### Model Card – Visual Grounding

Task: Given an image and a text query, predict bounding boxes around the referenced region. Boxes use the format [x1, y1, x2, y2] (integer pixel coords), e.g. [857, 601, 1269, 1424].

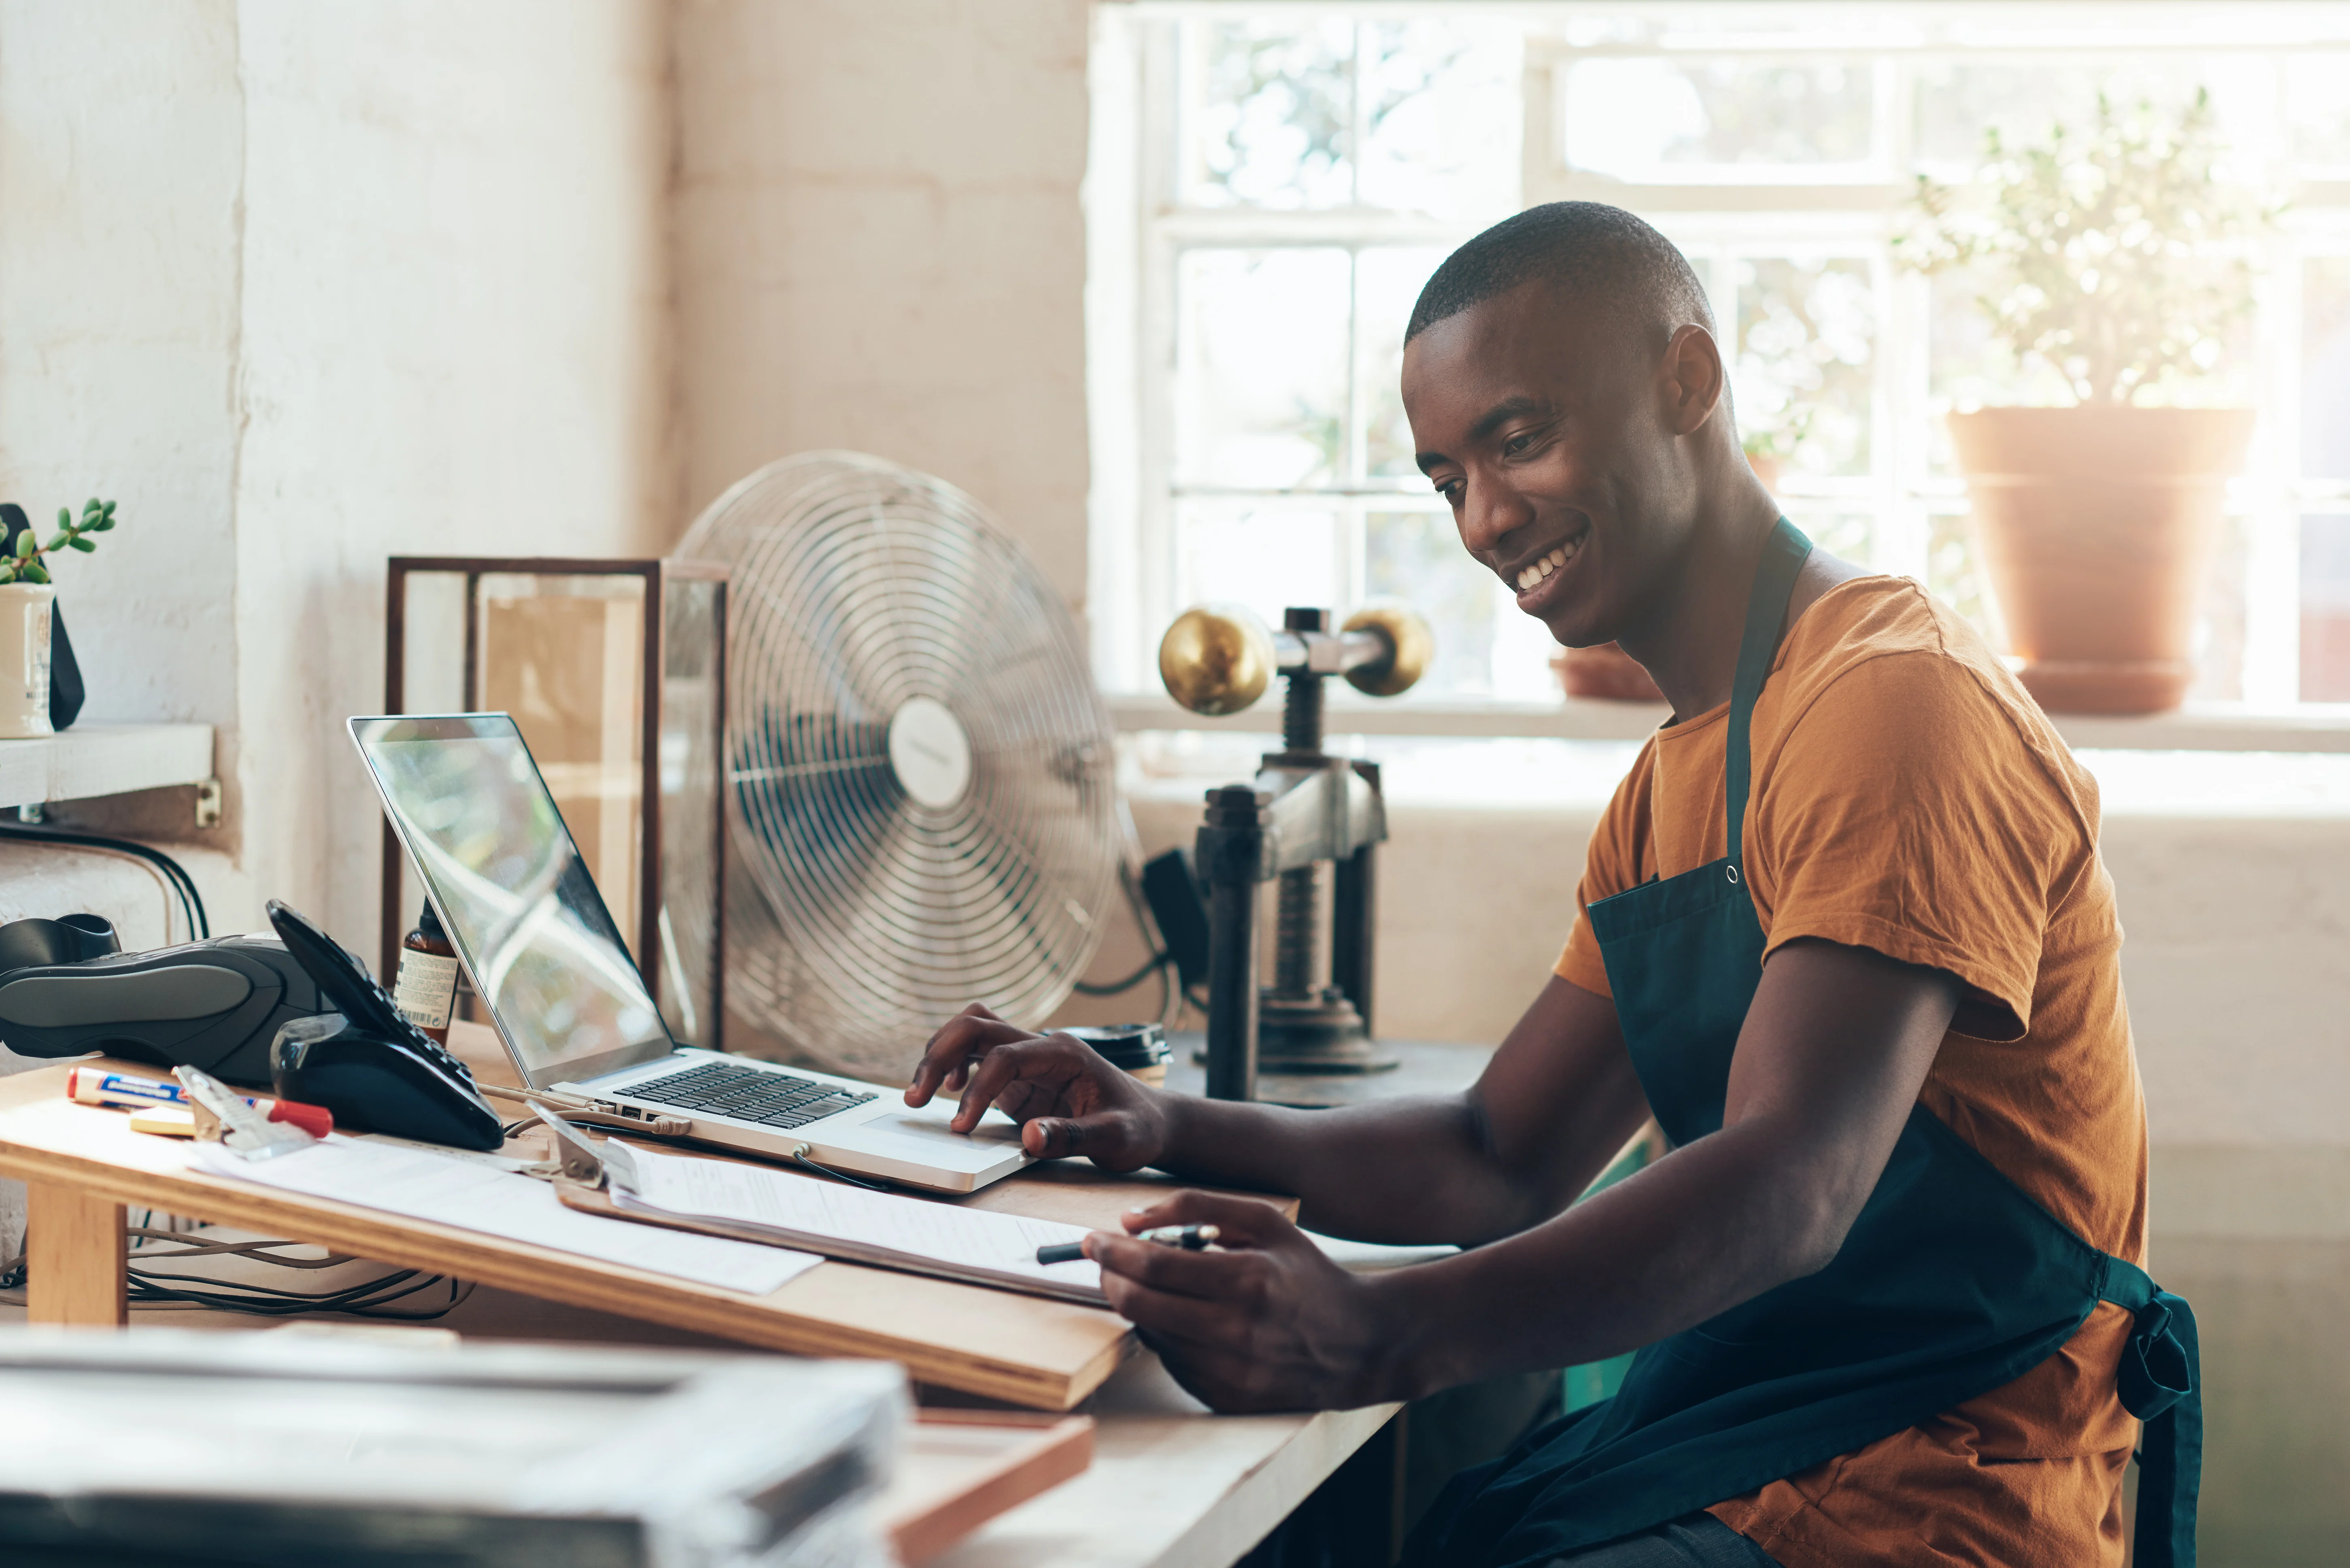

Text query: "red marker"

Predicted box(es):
[68, 1065, 334, 1139]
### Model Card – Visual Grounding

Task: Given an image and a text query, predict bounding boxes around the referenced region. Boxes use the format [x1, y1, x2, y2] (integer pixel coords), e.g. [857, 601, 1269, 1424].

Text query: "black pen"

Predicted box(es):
[1037, 1222, 1220, 1266]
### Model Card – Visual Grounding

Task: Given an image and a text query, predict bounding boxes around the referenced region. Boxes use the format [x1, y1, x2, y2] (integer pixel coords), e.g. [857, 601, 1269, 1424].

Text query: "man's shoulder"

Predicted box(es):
[1773, 575, 2059, 748]
[1762, 574, 2099, 823]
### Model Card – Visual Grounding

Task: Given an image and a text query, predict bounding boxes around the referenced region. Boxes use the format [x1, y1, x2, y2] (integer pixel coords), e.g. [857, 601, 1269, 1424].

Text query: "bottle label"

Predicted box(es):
[393, 950, 460, 1031]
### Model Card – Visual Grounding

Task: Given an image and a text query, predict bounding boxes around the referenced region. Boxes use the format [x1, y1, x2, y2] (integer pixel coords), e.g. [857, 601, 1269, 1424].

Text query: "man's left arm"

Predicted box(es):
[1088, 938, 1958, 1413]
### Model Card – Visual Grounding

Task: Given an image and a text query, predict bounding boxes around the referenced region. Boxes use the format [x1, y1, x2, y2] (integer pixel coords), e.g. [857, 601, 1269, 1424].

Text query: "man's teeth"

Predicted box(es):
[1515, 541, 1579, 593]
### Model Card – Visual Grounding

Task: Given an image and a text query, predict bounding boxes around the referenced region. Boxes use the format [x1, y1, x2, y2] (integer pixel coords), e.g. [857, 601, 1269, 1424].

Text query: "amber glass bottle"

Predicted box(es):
[391, 902, 459, 1044]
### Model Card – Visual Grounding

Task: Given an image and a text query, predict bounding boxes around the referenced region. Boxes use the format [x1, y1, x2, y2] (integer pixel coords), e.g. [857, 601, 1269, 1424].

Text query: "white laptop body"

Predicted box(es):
[348, 713, 1031, 1194]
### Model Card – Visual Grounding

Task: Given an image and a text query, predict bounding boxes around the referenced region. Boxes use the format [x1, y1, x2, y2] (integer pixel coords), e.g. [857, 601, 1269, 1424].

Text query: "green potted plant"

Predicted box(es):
[0, 499, 116, 740]
[1897, 89, 2270, 714]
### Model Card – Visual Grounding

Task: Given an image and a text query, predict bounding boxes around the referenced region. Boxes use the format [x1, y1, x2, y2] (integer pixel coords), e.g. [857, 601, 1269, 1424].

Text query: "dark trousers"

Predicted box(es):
[1543, 1513, 1783, 1567]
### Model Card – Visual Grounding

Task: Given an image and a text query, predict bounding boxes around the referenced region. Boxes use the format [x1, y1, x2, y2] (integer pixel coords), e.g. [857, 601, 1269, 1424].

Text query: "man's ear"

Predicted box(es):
[1658, 323, 1727, 438]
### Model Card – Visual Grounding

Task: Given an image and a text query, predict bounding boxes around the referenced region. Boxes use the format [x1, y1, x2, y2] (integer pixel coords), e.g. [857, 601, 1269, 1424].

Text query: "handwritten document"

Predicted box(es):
[614, 1144, 1107, 1305]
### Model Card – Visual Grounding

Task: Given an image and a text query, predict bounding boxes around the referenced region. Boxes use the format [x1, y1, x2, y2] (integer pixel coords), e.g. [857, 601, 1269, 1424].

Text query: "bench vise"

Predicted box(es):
[1157, 601, 1432, 1101]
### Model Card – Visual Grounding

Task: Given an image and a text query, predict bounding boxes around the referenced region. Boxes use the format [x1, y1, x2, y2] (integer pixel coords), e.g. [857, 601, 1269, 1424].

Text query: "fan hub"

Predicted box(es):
[887, 696, 973, 809]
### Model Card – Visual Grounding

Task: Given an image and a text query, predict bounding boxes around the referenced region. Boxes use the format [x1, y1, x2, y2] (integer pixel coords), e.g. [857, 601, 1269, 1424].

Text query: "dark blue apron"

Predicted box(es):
[1411, 520, 2200, 1568]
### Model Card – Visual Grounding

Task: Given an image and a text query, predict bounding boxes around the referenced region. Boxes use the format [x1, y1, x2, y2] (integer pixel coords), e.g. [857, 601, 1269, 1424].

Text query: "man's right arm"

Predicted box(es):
[903, 976, 1653, 1246]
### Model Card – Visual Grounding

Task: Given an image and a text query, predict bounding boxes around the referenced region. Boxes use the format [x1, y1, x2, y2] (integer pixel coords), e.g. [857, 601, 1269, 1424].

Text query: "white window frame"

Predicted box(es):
[1088, 1, 2350, 749]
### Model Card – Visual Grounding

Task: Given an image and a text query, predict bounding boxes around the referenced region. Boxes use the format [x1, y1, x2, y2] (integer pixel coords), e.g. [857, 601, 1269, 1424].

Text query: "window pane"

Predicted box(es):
[1366, 509, 1495, 696]
[1186, 19, 1353, 210]
[2304, 257, 2350, 480]
[2303, 515, 2350, 703]
[2286, 54, 2350, 172]
[1560, 57, 1874, 180]
[1927, 511, 1993, 636]
[1359, 246, 1449, 481]
[1359, 20, 1521, 221]
[1913, 59, 2268, 171]
[1175, 503, 1339, 624]
[1734, 257, 1876, 477]
[1177, 249, 1350, 489]
[1787, 511, 1877, 566]
[2186, 513, 2247, 702]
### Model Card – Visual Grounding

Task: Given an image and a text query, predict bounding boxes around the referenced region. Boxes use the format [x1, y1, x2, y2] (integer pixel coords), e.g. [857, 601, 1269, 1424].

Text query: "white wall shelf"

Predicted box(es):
[1105, 693, 2350, 755]
[0, 724, 216, 812]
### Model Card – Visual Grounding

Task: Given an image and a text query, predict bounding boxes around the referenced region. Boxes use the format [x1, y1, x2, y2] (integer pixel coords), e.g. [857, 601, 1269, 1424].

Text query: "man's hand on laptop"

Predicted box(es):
[905, 1004, 1171, 1172]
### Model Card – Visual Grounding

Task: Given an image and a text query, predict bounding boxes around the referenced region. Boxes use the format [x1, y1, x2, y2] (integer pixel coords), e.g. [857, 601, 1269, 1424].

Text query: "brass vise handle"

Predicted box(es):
[1158, 601, 1433, 717]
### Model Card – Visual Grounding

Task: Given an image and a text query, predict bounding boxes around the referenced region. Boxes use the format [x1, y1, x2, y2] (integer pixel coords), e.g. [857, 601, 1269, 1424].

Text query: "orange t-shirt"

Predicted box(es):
[1555, 575, 2149, 1568]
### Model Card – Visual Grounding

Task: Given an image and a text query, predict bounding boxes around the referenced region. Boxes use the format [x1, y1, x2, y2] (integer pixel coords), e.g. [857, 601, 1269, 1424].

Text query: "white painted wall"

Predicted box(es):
[671, 0, 1094, 609]
[232, 0, 675, 944]
[0, 0, 676, 951]
[0, 1, 244, 730]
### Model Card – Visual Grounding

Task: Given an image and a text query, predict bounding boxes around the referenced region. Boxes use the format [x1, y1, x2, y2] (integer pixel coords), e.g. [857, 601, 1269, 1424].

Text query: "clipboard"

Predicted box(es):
[537, 1104, 1111, 1306]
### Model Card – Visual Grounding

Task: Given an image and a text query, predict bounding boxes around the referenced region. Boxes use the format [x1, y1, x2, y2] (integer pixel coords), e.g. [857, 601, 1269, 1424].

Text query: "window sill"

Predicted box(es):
[1104, 693, 2350, 754]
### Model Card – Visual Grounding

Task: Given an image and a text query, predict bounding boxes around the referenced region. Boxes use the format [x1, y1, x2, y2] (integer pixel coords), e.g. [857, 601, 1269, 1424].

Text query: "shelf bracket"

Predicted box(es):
[194, 777, 222, 830]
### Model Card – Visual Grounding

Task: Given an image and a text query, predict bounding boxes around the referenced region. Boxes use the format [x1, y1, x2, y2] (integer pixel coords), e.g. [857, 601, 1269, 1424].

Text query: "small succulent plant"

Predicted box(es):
[0, 499, 117, 586]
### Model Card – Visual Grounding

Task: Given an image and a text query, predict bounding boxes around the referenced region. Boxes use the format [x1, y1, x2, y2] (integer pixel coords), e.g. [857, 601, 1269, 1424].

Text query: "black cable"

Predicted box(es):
[0, 821, 208, 939]
[1072, 950, 1171, 996]
[1071, 858, 1175, 996]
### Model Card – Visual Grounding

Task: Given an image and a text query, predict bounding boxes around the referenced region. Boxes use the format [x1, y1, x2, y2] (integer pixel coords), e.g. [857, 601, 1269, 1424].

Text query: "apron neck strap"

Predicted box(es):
[1726, 517, 1814, 868]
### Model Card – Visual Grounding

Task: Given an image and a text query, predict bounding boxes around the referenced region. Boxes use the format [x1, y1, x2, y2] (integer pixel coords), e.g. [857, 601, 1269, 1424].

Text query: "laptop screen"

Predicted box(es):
[348, 714, 676, 1090]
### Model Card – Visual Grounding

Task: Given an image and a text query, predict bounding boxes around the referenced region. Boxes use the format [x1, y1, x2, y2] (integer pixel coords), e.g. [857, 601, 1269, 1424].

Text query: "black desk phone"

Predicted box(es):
[265, 900, 504, 1152]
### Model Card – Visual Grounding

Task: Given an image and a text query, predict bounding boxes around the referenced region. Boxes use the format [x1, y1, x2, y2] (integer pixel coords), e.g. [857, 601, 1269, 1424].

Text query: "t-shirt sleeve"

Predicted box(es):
[1749, 652, 2074, 1040]
[1553, 749, 1655, 1000]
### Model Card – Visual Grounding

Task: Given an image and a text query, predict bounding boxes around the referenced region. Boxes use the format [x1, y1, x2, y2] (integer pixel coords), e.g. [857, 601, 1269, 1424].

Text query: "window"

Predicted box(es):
[1089, 3, 2350, 708]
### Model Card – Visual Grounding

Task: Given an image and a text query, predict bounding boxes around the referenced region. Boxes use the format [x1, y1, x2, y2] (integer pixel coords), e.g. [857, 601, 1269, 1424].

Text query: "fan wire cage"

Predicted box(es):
[677, 452, 1118, 1081]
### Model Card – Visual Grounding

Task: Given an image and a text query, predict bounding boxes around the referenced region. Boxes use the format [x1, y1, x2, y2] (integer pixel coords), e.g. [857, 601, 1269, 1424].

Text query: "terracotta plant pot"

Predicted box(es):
[1946, 407, 2255, 715]
[1554, 643, 1663, 703]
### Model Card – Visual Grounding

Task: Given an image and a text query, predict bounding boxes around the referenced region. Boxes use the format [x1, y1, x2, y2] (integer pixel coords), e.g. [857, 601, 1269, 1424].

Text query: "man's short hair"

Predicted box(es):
[1406, 201, 1715, 352]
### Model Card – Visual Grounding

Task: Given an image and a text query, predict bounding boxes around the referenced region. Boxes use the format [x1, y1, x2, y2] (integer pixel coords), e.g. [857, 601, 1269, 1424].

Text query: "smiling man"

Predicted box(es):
[907, 202, 2197, 1568]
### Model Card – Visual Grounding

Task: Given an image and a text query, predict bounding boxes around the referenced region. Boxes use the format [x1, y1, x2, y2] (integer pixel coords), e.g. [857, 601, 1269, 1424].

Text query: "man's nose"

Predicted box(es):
[1458, 475, 1535, 557]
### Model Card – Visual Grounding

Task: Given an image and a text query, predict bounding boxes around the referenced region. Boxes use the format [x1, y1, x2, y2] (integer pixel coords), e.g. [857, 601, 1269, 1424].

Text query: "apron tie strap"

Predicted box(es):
[2103, 1261, 2202, 1568]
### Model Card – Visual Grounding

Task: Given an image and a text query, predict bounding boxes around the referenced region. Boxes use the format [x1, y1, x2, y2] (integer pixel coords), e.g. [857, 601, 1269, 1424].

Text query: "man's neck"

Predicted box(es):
[1615, 479, 1786, 721]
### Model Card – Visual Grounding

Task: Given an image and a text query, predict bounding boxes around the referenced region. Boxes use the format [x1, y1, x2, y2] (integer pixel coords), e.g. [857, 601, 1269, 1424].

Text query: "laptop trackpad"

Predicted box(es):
[852, 1111, 1027, 1171]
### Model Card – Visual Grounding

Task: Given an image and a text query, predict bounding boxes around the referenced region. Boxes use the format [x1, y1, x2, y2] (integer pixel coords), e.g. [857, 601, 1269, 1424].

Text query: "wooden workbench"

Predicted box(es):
[0, 1025, 1422, 1568]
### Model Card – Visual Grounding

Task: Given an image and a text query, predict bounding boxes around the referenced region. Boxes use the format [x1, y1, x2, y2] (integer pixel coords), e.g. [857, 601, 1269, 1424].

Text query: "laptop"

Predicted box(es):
[347, 713, 1031, 1194]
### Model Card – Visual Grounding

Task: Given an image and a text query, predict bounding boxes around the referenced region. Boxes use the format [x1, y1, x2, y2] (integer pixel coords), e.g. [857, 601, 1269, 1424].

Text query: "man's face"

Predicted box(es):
[1401, 282, 1699, 649]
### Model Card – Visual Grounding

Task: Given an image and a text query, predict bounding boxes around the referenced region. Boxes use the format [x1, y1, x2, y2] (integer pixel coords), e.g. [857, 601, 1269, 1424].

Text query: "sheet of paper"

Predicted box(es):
[192, 1135, 820, 1296]
[616, 1143, 1105, 1297]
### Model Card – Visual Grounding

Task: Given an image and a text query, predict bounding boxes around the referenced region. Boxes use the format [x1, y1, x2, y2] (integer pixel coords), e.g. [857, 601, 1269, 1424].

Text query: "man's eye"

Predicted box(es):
[1503, 433, 1534, 456]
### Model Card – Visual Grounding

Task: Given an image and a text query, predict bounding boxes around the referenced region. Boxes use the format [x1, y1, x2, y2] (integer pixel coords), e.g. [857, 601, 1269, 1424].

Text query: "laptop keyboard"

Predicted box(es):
[622, 1062, 878, 1130]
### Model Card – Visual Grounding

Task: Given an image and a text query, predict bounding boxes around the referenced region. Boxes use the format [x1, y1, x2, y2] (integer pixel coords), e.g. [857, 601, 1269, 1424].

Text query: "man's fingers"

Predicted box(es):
[951, 1038, 1077, 1131]
[1088, 1231, 1250, 1299]
[1021, 1116, 1090, 1159]
[1120, 1190, 1294, 1247]
[1095, 1269, 1248, 1342]
[904, 1011, 1026, 1107]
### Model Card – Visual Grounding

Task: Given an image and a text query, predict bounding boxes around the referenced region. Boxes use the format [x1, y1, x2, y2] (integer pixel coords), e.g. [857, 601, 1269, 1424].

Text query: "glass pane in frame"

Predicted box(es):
[1185, 18, 1355, 210]
[2303, 514, 2350, 702]
[1359, 19, 1521, 221]
[475, 572, 648, 959]
[1176, 248, 1351, 488]
[1734, 256, 1876, 477]
[2303, 257, 2350, 480]
[1366, 508, 1497, 696]
[1175, 501, 1341, 623]
[1560, 56, 1876, 180]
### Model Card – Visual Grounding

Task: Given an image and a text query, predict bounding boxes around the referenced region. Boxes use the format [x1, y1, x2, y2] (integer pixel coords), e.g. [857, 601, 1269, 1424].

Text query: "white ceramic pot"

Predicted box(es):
[0, 583, 56, 739]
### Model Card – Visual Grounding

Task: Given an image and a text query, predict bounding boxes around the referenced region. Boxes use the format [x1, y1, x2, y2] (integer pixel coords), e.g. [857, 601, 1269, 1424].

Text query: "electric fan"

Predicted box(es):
[675, 452, 1119, 1080]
